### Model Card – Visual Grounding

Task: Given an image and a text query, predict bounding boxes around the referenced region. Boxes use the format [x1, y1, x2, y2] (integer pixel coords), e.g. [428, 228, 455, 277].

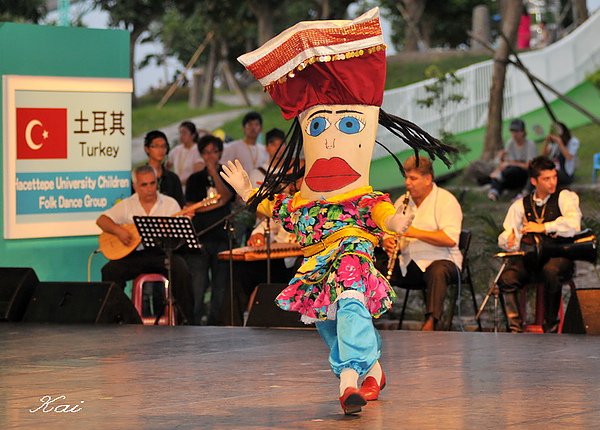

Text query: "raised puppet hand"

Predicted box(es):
[385, 206, 415, 235]
[220, 160, 254, 202]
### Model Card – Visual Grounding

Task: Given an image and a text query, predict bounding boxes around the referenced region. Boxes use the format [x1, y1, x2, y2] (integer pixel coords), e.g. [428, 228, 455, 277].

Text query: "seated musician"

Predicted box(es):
[185, 134, 235, 325]
[220, 176, 304, 326]
[96, 165, 194, 324]
[497, 155, 581, 333]
[382, 156, 463, 331]
[248, 216, 302, 276]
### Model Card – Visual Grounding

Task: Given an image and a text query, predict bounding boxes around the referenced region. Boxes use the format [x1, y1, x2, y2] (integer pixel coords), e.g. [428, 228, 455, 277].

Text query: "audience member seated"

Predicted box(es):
[542, 122, 579, 186]
[497, 156, 581, 333]
[97, 165, 193, 324]
[382, 156, 463, 331]
[487, 119, 537, 201]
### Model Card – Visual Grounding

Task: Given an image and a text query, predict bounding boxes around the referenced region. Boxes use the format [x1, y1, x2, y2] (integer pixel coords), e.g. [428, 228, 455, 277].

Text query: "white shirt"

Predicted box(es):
[547, 137, 580, 176]
[103, 193, 181, 225]
[221, 139, 269, 175]
[498, 189, 581, 251]
[396, 184, 463, 274]
[252, 217, 297, 268]
[249, 161, 269, 188]
[168, 144, 204, 188]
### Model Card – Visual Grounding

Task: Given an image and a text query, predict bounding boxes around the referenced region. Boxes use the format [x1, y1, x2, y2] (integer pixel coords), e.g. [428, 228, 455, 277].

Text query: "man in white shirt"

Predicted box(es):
[383, 156, 463, 331]
[497, 156, 581, 333]
[221, 111, 269, 174]
[221, 111, 270, 246]
[96, 165, 193, 323]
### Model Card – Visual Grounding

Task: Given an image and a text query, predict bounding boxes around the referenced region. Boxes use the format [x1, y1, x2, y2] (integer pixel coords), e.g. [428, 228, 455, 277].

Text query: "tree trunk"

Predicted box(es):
[400, 0, 426, 52]
[247, 1, 275, 45]
[471, 5, 491, 52]
[481, 0, 521, 161]
[317, 0, 330, 19]
[200, 39, 218, 109]
[220, 41, 251, 107]
[129, 30, 141, 107]
[571, 0, 589, 26]
[189, 68, 203, 109]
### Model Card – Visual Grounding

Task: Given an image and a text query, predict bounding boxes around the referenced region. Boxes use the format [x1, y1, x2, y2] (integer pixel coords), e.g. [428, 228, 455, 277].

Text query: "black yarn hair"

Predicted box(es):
[246, 108, 458, 211]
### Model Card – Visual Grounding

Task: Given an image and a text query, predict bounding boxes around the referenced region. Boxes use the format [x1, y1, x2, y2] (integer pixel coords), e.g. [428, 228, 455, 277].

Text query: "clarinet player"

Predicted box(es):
[382, 156, 463, 331]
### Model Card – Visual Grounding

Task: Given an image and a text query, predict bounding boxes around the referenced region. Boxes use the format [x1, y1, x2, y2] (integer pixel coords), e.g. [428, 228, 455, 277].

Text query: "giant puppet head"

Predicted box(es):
[238, 8, 386, 200]
[238, 8, 454, 204]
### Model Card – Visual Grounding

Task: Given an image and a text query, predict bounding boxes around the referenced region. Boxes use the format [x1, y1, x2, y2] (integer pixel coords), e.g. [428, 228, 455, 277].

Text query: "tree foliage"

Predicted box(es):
[378, 0, 498, 50]
[92, 0, 168, 101]
[0, 0, 46, 23]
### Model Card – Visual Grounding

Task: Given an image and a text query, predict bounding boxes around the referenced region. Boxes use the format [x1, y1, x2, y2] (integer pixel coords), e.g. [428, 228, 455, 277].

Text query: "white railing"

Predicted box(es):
[375, 10, 600, 160]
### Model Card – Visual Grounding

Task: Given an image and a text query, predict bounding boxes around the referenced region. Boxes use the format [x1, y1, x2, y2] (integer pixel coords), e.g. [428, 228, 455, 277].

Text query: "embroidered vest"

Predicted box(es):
[522, 192, 561, 224]
[521, 191, 563, 264]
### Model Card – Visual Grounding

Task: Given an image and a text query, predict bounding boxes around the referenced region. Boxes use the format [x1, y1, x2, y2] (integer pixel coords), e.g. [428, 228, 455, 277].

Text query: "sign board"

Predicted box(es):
[3, 75, 133, 238]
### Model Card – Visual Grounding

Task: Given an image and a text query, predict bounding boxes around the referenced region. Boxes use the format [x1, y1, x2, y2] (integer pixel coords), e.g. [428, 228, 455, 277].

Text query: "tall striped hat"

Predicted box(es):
[238, 8, 386, 120]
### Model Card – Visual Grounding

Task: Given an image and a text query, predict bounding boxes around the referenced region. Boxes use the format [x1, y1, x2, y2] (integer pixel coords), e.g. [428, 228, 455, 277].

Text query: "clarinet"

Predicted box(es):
[386, 192, 411, 280]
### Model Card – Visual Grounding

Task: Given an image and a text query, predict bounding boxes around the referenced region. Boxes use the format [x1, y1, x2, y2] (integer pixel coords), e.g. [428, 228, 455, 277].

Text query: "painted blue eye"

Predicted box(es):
[307, 117, 330, 137]
[336, 116, 365, 134]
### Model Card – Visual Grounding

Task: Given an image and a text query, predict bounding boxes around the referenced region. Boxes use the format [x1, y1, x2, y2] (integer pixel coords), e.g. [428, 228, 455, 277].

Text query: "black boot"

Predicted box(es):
[503, 292, 523, 333]
[543, 286, 562, 334]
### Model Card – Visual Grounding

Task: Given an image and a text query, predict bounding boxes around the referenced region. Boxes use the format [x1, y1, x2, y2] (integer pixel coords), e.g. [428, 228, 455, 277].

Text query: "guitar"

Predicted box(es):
[98, 195, 220, 260]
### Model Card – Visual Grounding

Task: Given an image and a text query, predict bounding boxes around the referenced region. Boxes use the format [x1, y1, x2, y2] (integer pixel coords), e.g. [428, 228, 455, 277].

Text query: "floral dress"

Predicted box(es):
[259, 187, 397, 322]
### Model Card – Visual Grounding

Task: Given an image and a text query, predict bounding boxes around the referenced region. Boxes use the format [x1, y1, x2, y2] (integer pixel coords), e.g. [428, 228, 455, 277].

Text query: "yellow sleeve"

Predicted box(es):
[256, 196, 277, 218]
[372, 201, 397, 235]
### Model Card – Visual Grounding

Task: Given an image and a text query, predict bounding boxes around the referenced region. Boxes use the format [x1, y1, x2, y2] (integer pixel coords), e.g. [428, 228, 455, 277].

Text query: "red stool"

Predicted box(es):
[131, 274, 170, 325]
[521, 280, 575, 333]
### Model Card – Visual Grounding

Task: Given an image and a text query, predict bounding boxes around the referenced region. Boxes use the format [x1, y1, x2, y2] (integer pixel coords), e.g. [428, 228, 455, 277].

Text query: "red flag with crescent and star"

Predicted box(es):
[16, 108, 68, 159]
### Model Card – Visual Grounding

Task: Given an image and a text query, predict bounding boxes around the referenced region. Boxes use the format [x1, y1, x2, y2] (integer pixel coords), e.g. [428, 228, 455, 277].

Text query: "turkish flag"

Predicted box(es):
[16, 108, 68, 159]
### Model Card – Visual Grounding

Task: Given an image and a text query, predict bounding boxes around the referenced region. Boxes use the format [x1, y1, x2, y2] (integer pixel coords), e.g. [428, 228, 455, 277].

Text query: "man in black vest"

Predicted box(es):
[497, 156, 582, 333]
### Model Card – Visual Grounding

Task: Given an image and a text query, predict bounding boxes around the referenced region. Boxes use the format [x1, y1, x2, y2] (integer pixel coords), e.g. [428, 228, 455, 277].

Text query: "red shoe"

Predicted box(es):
[359, 371, 386, 401]
[339, 387, 367, 415]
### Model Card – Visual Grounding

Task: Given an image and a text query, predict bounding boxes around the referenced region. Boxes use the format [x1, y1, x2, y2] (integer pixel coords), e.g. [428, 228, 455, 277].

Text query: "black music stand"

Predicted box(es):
[134, 215, 201, 326]
[476, 251, 524, 332]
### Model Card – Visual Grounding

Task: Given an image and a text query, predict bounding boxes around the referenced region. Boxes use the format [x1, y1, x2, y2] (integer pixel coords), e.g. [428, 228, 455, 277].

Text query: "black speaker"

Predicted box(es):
[22, 282, 142, 324]
[562, 288, 600, 335]
[245, 283, 306, 328]
[0, 267, 39, 321]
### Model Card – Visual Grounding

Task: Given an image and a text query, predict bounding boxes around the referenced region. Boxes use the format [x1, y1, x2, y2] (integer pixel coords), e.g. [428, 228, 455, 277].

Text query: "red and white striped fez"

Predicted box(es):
[238, 8, 387, 120]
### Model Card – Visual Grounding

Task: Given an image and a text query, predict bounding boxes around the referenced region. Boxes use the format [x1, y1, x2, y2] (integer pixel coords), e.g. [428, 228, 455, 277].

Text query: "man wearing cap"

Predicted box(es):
[487, 118, 537, 201]
[220, 8, 455, 415]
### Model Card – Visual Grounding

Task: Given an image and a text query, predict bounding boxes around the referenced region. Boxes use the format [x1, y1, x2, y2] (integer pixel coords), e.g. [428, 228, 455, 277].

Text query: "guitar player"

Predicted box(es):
[96, 164, 194, 324]
[497, 156, 582, 333]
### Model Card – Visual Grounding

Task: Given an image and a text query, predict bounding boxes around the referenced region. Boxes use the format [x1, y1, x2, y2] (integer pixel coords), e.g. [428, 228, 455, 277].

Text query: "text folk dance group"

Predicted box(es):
[92, 7, 592, 416]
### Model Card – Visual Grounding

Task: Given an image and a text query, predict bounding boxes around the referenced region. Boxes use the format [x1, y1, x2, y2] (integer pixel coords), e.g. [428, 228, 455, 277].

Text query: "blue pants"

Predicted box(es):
[315, 298, 381, 377]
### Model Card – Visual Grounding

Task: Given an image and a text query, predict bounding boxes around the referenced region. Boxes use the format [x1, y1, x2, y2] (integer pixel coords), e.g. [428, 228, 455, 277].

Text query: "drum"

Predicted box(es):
[521, 229, 597, 265]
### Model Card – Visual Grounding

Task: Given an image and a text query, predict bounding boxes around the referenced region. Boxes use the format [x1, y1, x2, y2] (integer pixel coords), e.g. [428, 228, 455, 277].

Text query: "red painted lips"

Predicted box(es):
[305, 157, 361, 192]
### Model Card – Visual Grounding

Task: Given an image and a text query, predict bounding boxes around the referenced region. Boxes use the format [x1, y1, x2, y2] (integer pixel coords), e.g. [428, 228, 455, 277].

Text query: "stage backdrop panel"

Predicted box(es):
[0, 22, 130, 281]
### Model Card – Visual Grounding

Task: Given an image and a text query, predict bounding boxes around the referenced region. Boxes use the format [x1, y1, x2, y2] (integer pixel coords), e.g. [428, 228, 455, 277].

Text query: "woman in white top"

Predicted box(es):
[542, 122, 579, 186]
[167, 121, 205, 191]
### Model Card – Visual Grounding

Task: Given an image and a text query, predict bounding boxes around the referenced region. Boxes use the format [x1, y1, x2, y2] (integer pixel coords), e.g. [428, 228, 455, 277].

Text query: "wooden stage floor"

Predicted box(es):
[2, 324, 600, 429]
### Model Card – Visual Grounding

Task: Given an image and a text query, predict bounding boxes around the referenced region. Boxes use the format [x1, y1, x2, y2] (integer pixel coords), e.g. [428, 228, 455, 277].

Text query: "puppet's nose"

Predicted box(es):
[325, 139, 335, 149]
